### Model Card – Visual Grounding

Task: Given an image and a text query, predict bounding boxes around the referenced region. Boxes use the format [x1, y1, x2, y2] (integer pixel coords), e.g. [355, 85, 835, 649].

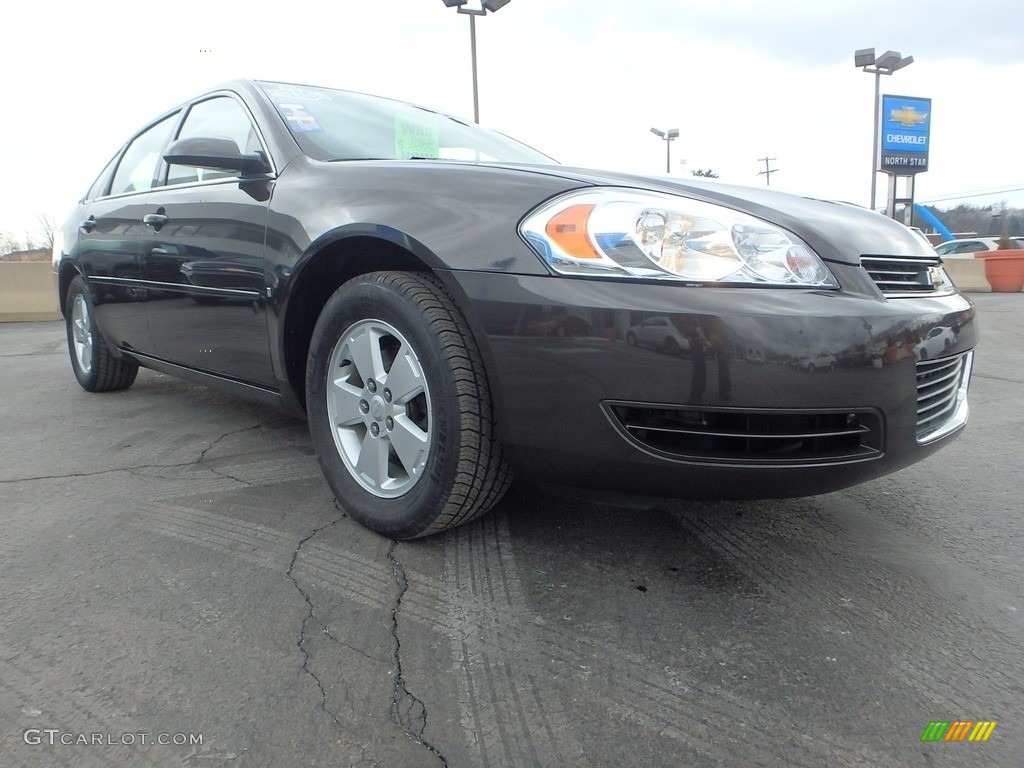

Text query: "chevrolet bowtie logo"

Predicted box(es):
[890, 106, 928, 128]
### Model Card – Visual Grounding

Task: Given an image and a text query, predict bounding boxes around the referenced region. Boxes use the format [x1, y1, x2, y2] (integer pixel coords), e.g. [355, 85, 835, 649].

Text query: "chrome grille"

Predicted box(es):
[916, 353, 969, 440]
[604, 403, 883, 465]
[861, 255, 940, 296]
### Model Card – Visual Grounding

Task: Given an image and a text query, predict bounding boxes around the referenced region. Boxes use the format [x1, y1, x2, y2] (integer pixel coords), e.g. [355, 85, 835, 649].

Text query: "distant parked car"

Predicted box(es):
[626, 316, 690, 355]
[798, 352, 836, 372]
[521, 313, 591, 338]
[936, 237, 1024, 256]
[915, 326, 956, 359]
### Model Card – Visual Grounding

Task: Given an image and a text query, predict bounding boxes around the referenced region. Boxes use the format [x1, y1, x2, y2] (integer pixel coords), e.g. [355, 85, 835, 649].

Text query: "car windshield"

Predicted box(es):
[256, 81, 554, 165]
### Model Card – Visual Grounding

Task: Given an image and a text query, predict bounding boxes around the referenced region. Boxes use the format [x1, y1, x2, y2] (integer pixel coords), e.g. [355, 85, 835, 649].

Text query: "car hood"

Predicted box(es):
[473, 162, 932, 266]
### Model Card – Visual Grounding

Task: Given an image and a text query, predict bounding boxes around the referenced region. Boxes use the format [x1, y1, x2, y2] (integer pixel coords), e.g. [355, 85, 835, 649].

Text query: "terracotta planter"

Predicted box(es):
[975, 250, 1024, 292]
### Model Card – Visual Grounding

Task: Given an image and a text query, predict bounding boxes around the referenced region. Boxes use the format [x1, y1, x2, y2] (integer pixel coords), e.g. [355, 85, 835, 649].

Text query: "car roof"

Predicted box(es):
[936, 237, 998, 247]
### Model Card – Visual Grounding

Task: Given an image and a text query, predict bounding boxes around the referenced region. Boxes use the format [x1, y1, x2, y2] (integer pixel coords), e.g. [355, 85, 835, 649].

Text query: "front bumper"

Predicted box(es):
[447, 268, 976, 499]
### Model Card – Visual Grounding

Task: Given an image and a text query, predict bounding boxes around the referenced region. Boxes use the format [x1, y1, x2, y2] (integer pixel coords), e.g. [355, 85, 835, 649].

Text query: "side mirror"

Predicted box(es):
[164, 137, 270, 175]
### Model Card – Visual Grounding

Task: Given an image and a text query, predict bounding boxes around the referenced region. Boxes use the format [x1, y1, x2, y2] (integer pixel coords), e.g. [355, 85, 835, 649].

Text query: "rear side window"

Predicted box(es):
[84, 152, 119, 201]
[109, 113, 179, 195]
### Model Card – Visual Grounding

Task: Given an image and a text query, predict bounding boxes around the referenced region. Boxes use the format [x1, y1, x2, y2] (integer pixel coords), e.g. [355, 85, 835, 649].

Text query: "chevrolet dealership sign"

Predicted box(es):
[878, 95, 931, 174]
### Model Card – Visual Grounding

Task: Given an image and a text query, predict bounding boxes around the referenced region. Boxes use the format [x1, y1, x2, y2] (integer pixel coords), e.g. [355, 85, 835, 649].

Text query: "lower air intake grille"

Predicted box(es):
[604, 403, 883, 465]
[861, 255, 941, 295]
[916, 354, 969, 440]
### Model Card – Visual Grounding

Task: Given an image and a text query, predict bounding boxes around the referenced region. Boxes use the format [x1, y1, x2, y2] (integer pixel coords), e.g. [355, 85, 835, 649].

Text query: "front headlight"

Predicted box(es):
[520, 188, 837, 287]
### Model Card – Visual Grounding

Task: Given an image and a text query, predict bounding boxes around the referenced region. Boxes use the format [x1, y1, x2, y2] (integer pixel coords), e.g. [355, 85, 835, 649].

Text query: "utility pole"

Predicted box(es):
[757, 156, 779, 187]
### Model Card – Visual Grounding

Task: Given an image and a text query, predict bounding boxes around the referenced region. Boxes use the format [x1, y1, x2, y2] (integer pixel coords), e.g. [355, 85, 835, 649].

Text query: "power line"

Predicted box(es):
[919, 185, 1024, 204]
[757, 156, 779, 186]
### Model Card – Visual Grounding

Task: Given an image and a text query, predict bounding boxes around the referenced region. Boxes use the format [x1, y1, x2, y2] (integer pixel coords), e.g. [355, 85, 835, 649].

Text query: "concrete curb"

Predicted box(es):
[941, 257, 991, 293]
[0, 262, 62, 322]
[0, 256, 1001, 324]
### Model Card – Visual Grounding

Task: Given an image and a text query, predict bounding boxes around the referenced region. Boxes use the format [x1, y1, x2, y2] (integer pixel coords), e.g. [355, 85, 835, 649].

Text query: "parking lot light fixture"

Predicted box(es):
[650, 127, 679, 174]
[442, 0, 511, 123]
[854, 47, 914, 211]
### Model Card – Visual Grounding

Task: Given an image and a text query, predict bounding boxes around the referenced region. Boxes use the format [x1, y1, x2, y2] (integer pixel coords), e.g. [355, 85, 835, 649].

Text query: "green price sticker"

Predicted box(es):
[395, 117, 439, 159]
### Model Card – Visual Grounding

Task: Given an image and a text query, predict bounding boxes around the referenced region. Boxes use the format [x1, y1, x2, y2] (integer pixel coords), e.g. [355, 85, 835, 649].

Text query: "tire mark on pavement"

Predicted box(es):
[442, 512, 894, 768]
[0, 649, 167, 768]
[129, 500, 895, 764]
[666, 499, 1009, 720]
[443, 515, 586, 767]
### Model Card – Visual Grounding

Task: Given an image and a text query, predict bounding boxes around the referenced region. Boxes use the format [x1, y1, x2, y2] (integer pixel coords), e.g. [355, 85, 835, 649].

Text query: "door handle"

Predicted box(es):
[143, 213, 169, 228]
[80, 217, 97, 232]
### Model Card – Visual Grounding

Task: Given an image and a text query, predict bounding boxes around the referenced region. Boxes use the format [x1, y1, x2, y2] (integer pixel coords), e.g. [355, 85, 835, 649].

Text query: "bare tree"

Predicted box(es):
[922, 203, 1023, 237]
[0, 231, 21, 256]
[37, 213, 57, 251]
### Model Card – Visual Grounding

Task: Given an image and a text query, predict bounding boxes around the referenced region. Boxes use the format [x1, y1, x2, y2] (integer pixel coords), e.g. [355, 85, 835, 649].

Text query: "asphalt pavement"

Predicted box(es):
[1, 294, 1022, 767]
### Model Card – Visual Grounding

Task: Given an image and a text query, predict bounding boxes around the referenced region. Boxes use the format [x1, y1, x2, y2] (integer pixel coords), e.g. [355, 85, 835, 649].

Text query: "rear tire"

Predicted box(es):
[306, 271, 512, 539]
[65, 275, 138, 392]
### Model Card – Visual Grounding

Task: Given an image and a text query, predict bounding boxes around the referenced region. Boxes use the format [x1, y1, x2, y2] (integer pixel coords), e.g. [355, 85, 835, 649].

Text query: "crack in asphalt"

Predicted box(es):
[973, 372, 1024, 385]
[0, 421, 273, 486]
[196, 423, 270, 487]
[0, 461, 198, 485]
[287, 516, 346, 729]
[386, 540, 448, 767]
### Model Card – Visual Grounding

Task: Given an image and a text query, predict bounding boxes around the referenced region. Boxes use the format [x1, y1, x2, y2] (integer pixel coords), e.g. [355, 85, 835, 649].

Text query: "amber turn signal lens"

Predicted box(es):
[544, 204, 599, 259]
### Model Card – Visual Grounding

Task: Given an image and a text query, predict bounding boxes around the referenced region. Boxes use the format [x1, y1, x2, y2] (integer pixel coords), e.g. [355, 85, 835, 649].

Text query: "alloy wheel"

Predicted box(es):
[325, 319, 432, 498]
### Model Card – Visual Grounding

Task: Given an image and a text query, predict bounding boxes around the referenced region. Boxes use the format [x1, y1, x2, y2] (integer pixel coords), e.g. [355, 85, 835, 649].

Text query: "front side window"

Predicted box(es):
[167, 97, 262, 185]
[109, 113, 179, 195]
[256, 80, 553, 165]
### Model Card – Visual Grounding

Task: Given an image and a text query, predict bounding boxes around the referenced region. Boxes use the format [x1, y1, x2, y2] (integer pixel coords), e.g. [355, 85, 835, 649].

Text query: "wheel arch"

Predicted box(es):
[278, 226, 496, 414]
[57, 261, 82, 319]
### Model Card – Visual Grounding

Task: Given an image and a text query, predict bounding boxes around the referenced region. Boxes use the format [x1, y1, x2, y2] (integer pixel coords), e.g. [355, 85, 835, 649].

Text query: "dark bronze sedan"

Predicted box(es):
[53, 79, 976, 539]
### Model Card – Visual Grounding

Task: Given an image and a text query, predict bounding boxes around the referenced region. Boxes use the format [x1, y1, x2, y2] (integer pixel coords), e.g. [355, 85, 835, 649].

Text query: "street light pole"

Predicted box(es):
[854, 48, 914, 212]
[870, 68, 881, 210]
[650, 127, 679, 174]
[469, 13, 479, 123]
[442, 0, 511, 124]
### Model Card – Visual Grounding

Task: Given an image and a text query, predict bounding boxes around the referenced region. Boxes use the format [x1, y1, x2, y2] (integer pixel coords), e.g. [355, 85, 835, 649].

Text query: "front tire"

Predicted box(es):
[65, 275, 138, 392]
[306, 272, 512, 539]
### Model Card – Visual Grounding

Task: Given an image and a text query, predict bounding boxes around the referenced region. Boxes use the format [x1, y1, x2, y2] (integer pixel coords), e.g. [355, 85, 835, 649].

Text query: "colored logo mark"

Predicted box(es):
[921, 720, 997, 742]
[889, 106, 928, 128]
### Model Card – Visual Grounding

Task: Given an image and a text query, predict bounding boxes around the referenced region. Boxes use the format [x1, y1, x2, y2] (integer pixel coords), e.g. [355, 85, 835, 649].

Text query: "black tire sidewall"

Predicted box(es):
[306, 275, 463, 538]
[66, 276, 101, 389]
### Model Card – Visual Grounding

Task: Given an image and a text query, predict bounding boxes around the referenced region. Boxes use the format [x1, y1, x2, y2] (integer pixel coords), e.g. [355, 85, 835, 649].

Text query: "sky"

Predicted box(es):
[2, 0, 1023, 245]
